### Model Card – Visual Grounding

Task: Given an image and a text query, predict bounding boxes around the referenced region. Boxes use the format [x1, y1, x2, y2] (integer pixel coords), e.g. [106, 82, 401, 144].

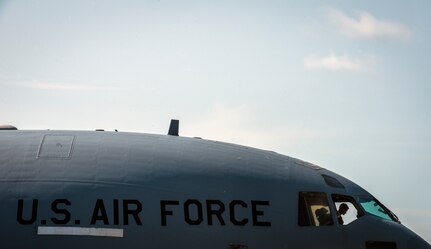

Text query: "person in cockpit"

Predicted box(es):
[337, 203, 349, 225]
[316, 207, 332, 226]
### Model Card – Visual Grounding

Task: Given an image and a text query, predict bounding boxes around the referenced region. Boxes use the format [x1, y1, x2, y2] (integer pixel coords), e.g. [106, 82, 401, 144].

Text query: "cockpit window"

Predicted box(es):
[298, 192, 333, 226]
[358, 197, 396, 221]
[332, 195, 364, 225]
[322, 174, 345, 189]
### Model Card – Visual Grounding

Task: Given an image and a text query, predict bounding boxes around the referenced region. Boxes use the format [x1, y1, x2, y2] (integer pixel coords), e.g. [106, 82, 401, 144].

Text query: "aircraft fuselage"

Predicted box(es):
[0, 130, 429, 249]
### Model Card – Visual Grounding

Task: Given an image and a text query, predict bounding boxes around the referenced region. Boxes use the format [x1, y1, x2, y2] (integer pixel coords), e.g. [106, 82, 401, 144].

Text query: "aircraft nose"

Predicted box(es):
[407, 235, 431, 249]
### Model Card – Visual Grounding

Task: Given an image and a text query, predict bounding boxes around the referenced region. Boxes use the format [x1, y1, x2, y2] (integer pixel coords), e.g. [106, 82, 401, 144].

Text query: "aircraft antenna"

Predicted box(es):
[168, 119, 179, 136]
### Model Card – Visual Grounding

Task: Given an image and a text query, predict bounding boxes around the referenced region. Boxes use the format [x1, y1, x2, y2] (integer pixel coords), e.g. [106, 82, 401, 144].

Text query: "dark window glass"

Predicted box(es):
[322, 174, 345, 189]
[366, 241, 396, 249]
[298, 192, 333, 226]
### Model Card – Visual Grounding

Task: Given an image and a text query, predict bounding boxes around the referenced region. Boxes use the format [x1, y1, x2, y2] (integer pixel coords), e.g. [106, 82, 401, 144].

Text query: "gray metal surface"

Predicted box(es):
[0, 130, 429, 248]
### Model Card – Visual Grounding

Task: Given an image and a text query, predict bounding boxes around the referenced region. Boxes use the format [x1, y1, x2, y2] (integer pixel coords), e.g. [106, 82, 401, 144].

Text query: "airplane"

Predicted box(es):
[0, 120, 429, 249]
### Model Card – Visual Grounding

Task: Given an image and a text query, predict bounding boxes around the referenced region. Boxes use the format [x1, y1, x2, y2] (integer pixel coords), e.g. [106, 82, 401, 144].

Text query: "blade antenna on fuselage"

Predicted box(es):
[168, 119, 179, 136]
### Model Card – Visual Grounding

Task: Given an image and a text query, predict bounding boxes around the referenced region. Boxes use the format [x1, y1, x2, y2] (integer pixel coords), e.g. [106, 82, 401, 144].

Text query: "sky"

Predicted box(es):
[0, 0, 430, 243]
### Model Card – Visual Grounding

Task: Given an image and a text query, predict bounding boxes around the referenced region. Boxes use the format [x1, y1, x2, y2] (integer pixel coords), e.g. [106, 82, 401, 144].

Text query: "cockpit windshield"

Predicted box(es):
[358, 197, 398, 222]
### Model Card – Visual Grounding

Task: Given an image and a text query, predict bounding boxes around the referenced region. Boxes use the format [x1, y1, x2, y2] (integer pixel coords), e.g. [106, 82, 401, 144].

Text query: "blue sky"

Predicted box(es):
[0, 0, 430, 242]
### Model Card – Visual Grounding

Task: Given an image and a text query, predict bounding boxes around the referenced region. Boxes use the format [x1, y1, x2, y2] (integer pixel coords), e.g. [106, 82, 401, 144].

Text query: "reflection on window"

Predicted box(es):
[359, 198, 394, 221]
[299, 192, 333, 226]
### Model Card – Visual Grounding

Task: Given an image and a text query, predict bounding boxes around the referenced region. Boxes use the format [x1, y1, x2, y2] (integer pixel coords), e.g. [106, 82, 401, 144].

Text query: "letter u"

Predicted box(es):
[17, 199, 38, 225]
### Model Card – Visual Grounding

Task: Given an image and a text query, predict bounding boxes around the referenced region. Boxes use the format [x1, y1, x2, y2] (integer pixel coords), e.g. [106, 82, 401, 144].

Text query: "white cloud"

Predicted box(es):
[304, 54, 366, 71]
[328, 9, 411, 40]
[0, 76, 128, 91]
[25, 82, 124, 91]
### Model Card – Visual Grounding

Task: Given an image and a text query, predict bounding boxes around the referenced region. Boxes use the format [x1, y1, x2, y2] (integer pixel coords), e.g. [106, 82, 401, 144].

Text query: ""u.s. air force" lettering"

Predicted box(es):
[17, 199, 271, 227]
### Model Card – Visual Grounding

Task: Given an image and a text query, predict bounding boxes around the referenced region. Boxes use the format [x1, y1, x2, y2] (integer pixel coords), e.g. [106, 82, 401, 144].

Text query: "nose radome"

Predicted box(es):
[407, 235, 431, 249]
